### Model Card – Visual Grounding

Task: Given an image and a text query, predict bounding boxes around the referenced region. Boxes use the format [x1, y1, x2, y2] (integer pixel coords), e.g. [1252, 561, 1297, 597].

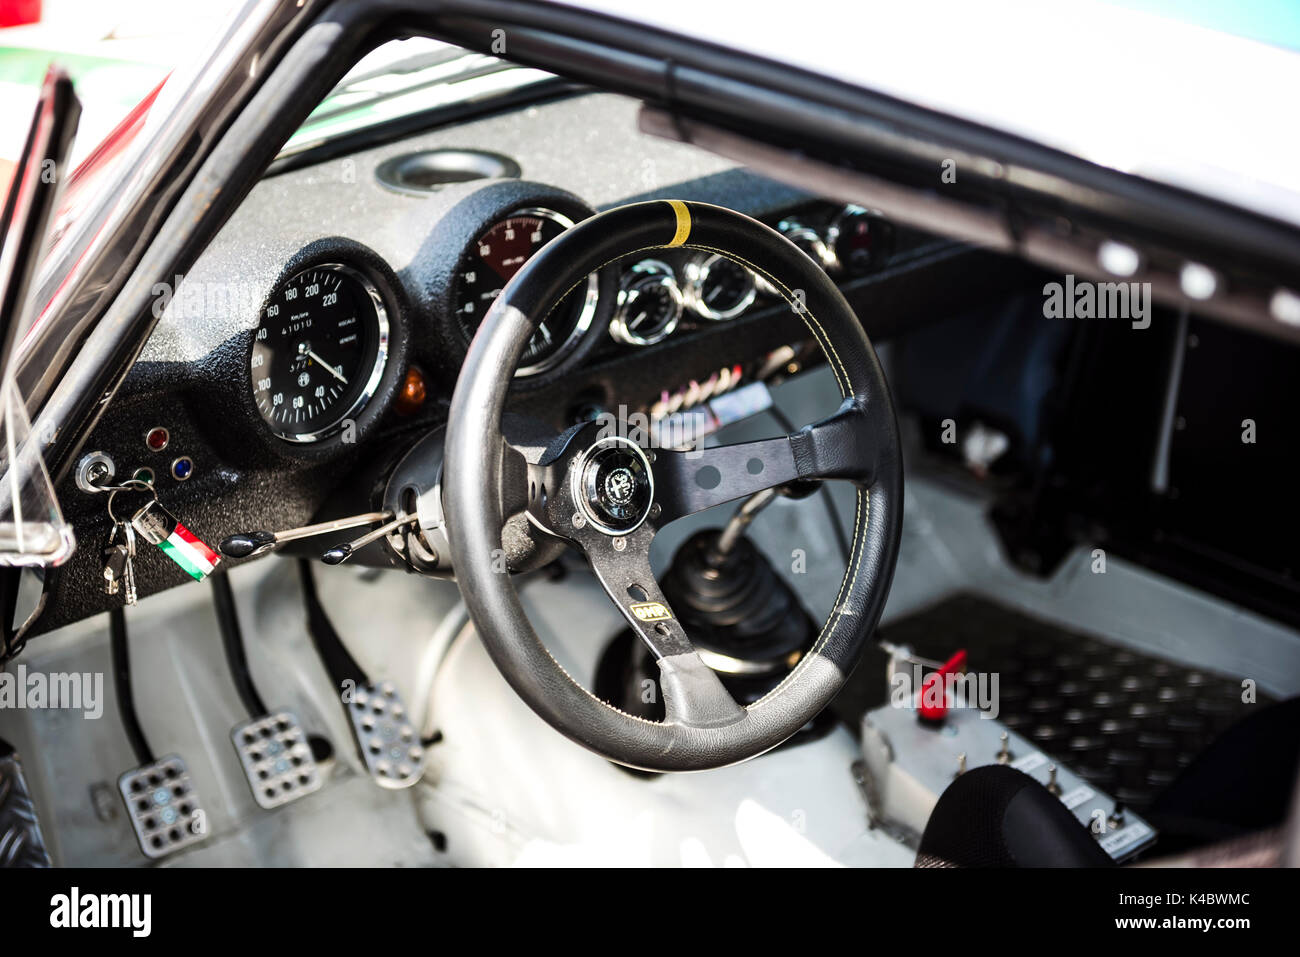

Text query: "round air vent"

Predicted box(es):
[375, 149, 521, 195]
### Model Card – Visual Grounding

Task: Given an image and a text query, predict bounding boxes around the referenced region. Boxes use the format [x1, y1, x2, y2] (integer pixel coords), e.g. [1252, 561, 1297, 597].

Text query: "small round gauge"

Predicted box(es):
[777, 218, 834, 272]
[452, 208, 598, 376]
[610, 260, 684, 346]
[250, 263, 389, 443]
[684, 253, 757, 320]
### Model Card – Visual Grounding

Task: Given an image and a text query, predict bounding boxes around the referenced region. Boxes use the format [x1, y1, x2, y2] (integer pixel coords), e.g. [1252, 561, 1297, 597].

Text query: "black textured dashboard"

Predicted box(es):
[34, 90, 1028, 635]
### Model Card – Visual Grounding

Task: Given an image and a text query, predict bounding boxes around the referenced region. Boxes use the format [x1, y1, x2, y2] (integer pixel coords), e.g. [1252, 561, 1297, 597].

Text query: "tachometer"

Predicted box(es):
[250, 263, 389, 442]
[452, 208, 598, 376]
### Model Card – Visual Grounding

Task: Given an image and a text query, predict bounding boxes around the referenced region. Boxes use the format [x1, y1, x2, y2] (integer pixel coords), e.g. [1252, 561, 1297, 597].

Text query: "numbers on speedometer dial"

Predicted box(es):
[452, 208, 598, 376]
[250, 263, 389, 443]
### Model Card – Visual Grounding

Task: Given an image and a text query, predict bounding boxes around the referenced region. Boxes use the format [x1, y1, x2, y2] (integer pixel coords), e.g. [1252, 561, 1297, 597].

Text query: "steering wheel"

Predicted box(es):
[444, 200, 902, 771]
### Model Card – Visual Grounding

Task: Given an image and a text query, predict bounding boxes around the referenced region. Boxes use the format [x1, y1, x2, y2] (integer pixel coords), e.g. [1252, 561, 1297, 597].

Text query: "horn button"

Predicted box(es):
[573, 437, 655, 535]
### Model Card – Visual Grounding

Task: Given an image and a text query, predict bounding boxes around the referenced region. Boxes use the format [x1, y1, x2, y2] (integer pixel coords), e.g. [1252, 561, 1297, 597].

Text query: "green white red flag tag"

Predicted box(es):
[131, 502, 220, 581]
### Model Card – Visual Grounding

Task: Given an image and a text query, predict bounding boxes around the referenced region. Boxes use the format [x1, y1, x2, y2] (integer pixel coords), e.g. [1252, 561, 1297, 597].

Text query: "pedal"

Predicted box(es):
[346, 681, 424, 788]
[231, 710, 323, 809]
[117, 755, 208, 859]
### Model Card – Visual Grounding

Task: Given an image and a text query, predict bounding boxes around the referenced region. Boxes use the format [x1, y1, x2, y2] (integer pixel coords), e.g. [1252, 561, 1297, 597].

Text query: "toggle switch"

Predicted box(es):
[1108, 803, 1126, 830]
[996, 731, 1012, 765]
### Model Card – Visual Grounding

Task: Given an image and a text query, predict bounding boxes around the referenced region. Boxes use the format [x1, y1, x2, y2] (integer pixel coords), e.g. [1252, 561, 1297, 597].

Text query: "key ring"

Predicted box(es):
[106, 479, 159, 526]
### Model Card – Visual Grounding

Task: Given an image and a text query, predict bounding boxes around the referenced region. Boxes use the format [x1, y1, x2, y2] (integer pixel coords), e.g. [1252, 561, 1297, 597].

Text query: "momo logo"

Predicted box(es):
[604, 467, 635, 505]
[630, 601, 672, 622]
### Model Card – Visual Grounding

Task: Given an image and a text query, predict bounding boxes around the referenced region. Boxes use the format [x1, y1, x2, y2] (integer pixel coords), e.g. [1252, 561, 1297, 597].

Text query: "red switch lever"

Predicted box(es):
[918, 649, 968, 723]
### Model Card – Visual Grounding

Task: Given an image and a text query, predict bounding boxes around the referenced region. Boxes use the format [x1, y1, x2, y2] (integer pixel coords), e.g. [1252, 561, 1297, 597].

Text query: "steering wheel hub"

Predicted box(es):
[573, 436, 655, 535]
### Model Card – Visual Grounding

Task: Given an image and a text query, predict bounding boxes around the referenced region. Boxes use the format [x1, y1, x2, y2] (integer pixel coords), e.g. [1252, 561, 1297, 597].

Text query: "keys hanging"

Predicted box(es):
[103, 481, 220, 604]
[102, 520, 138, 604]
[102, 524, 127, 596]
[122, 521, 138, 606]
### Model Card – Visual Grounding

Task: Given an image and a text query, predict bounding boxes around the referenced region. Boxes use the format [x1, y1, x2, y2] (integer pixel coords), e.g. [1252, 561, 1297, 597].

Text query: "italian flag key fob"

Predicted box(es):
[132, 501, 221, 581]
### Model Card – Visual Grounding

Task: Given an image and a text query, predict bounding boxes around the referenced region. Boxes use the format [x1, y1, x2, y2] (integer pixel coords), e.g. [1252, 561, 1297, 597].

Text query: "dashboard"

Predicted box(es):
[35, 90, 1028, 635]
[242, 190, 899, 449]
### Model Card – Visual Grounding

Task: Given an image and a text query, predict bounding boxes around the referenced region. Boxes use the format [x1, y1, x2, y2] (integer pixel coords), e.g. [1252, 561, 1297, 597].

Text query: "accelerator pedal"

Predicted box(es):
[347, 682, 424, 788]
[231, 710, 323, 809]
[118, 755, 207, 859]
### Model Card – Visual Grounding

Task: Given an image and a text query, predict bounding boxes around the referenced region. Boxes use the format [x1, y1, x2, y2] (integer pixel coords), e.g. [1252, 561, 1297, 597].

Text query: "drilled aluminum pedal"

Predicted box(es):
[347, 682, 423, 788]
[118, 755, 207, 859]
[231, 710, 323, 809]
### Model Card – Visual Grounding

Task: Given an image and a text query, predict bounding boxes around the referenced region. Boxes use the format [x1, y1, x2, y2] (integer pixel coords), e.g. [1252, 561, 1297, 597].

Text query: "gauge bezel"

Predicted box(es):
[452, 206, 600, 377]
[683, 252, 758, 321]
[826, 203, 894, 276]
[777, 219, 835, 273]
[415, 183, 612, 390]
[610, 259, 683, 346]
[251, 261, 391, 444]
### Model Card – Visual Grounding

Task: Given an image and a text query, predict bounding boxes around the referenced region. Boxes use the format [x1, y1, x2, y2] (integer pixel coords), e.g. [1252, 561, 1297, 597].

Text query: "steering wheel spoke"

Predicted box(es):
[580, 529, 688, 654]
[514, 426, 748, 729]
[652, 394, 880, 525]
[579, 534, 743, 727]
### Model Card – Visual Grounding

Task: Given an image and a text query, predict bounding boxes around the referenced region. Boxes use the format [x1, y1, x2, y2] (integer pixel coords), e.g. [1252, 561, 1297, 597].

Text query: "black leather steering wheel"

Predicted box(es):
[444, 200, 902, 771]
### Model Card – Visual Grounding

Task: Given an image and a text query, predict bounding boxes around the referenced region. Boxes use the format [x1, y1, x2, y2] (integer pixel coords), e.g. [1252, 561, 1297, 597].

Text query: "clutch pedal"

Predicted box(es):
[117, 755, 208, 860]
[231, 710, 323, 809]
[347, 682, 424, 788]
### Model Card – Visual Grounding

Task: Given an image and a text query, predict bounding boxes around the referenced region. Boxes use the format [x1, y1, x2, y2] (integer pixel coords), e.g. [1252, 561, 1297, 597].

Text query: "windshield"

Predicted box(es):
[0, 34, 550, 185]
[280, 38, 554, 160]
[0, 23, 555, 427]
[6, 34, 552, 310]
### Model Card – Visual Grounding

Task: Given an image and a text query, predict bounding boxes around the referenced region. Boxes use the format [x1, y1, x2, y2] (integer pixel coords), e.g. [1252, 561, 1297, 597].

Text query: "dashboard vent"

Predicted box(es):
[375, 149, 520, 195]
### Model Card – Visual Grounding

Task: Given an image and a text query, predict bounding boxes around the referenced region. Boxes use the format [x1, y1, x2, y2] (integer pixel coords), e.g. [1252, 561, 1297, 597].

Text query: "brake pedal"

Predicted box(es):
[231, 710, 323, 809]
[118, 755, 208, 859]
[347, 682, 424, 788]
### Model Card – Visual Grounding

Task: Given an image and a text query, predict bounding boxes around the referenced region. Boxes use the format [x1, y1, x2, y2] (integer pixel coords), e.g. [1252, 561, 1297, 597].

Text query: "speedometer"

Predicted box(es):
[452, 208, 598, 376]
[250, 263, 389, 443]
